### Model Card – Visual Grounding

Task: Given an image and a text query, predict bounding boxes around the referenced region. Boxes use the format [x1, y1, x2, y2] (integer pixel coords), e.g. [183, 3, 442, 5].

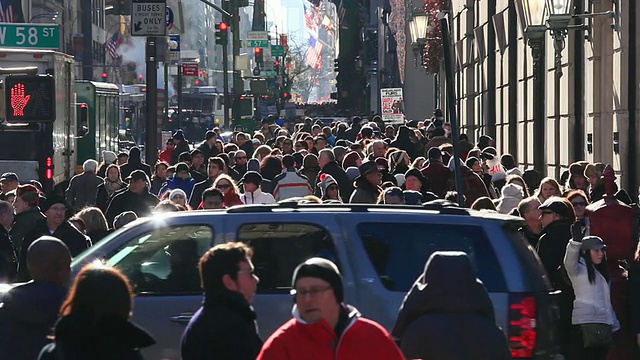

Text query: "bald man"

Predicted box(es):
[0, 236, 71, 359]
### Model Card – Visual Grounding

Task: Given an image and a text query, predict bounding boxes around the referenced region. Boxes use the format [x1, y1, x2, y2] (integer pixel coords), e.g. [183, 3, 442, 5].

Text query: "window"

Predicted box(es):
[106, 225, 214, 294]
[358, 223, 506, 292]
[237, 223, 338, 294]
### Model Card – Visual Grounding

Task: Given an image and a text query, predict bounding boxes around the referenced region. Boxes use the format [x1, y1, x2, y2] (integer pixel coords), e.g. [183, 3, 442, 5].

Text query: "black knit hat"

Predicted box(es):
[292, 257, 343, 303]
[41, 195, 67, 212]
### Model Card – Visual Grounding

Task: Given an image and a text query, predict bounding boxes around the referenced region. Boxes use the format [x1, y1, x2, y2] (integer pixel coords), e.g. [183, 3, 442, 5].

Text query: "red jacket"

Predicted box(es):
[258, 306, 404, 360]
[159, 148, 173, 164]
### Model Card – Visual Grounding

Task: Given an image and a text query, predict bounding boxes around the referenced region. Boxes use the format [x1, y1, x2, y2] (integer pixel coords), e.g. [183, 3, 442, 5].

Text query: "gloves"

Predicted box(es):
[571, 221, 585, 242]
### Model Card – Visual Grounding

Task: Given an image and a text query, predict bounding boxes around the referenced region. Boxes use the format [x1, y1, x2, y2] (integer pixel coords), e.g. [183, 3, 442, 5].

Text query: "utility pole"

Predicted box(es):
[177, 63, 183, 129]
[145, 36, 159, 166]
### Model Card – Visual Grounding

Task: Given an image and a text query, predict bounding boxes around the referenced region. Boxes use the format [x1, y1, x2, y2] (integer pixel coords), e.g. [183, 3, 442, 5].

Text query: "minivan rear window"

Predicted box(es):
[357, 222, 506, 292]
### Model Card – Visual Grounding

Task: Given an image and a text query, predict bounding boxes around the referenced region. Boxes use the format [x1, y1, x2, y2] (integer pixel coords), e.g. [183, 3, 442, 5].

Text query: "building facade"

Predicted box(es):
[447, 0, 639, 193]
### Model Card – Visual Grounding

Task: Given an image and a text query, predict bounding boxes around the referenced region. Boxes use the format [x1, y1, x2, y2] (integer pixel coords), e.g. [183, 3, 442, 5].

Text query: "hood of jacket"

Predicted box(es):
[392, 251, 495, 338]
[127, 147, 142, 163]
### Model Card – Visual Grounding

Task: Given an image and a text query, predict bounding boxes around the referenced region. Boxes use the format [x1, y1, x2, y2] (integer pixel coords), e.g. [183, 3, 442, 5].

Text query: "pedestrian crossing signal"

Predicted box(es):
[4, 75, 56, 122]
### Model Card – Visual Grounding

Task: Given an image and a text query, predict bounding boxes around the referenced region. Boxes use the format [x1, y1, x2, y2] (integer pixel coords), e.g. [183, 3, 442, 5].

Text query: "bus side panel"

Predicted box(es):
[53, 54, 75, 187]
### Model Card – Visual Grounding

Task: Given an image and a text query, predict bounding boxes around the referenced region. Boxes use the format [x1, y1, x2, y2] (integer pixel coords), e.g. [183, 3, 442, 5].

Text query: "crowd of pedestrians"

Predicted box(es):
[0, 110, 638, 359]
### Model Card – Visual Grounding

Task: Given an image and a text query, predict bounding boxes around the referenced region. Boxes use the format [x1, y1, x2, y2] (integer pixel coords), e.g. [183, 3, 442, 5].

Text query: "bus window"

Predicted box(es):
[76, 103, 89, 137]
[216, 95, 223, 110]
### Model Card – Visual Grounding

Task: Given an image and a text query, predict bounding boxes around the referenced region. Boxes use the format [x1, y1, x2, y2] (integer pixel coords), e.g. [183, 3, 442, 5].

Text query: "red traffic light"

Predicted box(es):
[254, 47, 262, 53]
[218, 22, 228, 30]
[101, 72, 108, 78]
[195, 79, 201, 85]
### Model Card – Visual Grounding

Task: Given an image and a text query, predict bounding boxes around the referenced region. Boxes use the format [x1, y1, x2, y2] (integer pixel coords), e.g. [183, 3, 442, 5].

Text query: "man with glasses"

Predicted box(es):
[181, 242, 262, 360]
[189, 157, 225, 209]
[233, 150, 249, 179]
[17, 195, 91, 281]
[258, 258, 404, 359]
[536, 196, 573, 289]
[105, 170, 160, 225]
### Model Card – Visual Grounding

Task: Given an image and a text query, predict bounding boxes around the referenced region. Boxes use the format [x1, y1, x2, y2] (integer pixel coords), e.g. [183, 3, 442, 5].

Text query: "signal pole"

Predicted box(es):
[145, 36, 158, 166]
[231, 0, 242, 125]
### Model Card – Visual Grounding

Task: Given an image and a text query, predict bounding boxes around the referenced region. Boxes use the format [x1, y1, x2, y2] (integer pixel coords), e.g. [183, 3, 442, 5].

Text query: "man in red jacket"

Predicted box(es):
[257, 258, 404, 360]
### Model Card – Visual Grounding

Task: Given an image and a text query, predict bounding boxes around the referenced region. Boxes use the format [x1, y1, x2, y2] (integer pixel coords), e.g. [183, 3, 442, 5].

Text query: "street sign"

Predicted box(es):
[169, 34, 180, 61]
[247, 31, 268, 40]
[131, 0, 167, 36]
[271, 45, 284, 56]
[261, 70, 276, 77]
[166, 7, 174, 30]
[0, 24, 59, 49]
[182, 62, 198, 76]
[241, 40, 269, 48]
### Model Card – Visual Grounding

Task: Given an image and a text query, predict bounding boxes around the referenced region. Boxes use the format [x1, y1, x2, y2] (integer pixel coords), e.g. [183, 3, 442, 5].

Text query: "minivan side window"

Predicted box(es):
[237, 223, 338, 294]
[358, 223, 506, 292]
[106, 225, 214, 295]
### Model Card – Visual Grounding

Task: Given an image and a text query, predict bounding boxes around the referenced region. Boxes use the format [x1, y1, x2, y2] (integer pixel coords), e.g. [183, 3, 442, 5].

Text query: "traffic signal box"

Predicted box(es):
[215, 22, 229, 46]
[4, 74, 56, 122]
[254, 47, 264, 66]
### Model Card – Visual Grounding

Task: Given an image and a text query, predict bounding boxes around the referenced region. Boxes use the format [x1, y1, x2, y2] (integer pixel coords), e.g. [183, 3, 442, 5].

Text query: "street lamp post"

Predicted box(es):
[29, 12, 58, 23]
[407, 9, 429, 67]
[521, 0, 547, 174]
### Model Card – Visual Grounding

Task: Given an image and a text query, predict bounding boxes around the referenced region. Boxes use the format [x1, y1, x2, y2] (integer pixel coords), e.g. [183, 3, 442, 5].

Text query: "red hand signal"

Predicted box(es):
[10, 83, 31, 116]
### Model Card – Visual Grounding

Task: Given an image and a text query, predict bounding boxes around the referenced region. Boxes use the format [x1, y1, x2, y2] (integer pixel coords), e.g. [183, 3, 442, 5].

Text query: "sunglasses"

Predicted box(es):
[571, 201, 587, 207]
[216, 183, 231, 189]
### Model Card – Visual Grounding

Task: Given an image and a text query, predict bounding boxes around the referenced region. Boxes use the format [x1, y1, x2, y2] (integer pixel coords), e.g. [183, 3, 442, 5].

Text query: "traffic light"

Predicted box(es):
[4, 75, 56, 122]
[101, 71, 108, 80]
[215, 22, 229, 46]
[333, 58, 339, 72]
[254, 47, 264, 66]
[280, 91, 291, 101]
[274, 60, 281, 73]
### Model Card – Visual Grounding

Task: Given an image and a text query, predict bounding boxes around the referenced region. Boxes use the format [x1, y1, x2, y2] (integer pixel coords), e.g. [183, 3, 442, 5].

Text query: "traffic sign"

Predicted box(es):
[131, 0, 167, 36]
[242, 40, 269, 48]
[182, 62, 198, 76]
[5, 75, 56, 122]
[0, 24, 59, 49]
[261, 70, 276, 77]
[271, 45, 284, 56]
[247, 31, 268, 40]
[166, 7, 174, 30]
[169, 34, 180, 61]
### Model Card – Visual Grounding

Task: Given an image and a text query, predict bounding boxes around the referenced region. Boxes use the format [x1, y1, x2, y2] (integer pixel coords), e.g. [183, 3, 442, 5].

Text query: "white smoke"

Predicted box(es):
[118, 36, 176, 98]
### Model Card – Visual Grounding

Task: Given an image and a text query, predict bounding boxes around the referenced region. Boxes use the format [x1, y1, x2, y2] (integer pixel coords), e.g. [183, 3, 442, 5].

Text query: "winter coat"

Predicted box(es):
[390, 126, 418, 160]
[65, 172, 104, 211]
[0, 281, 68, 360]
[159, 175, 196, 199]
[316, 161, 353, 200]
[349, 178, 382, 204]
[564, 240, 620, 329]
[447, 164, 490, 207]
[392, 252, 511, 360]
[120, 147, 152, 180]
[240, 188, 276, 205]
[196, 141, 219, 162]
[96, 181, 127, 212]
[421, 161, 451, 198]
[149, 176, 166, 196]
[38, 315, 155, 360]
[628, 262, 640, 335]
[105, 189, 159, 225]
[0, 226, 16, 282]
[181, 290, 262, 360]
[17, 220, 92, 281]
[536, 220, 572, 289]
[272, 170, 313, 201]
[190, 167, 208, 184]
[496, 183, 524, 214]
[172, 141, 191, 165]
[257, 305, 404, 360]
[189, 178, 214, 209]
[10, 207, 45, 256]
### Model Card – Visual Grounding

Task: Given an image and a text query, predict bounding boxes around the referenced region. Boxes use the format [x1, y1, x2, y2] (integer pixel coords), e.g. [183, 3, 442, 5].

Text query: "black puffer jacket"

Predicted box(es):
[120, 147, 152, 180]
[392, 252, 511, 360]
[38, 315, 155, 360]
[536, 220, 572, 288]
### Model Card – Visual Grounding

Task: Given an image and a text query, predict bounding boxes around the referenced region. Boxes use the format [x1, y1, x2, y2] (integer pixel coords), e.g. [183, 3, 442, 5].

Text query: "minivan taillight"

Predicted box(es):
[509, 294, 537, 358]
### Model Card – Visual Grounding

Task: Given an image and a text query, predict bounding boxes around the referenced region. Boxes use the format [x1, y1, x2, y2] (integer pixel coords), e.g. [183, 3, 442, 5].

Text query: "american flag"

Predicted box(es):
[105, 31, 124, 59]
[306, 36, 323, 69]
[304, 4, 317, 30]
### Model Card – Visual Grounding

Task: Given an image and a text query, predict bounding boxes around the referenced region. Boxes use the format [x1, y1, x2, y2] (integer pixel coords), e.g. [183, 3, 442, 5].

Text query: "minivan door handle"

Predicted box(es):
[170, 312, 194, 323]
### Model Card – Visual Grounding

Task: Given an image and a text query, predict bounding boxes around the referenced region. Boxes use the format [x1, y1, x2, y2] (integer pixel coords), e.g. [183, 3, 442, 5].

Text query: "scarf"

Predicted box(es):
[105, 178, 125, 198]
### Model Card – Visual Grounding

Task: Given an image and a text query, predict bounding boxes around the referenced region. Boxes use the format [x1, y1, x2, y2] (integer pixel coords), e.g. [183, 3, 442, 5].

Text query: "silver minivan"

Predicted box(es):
[69, 203, 559, 360]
